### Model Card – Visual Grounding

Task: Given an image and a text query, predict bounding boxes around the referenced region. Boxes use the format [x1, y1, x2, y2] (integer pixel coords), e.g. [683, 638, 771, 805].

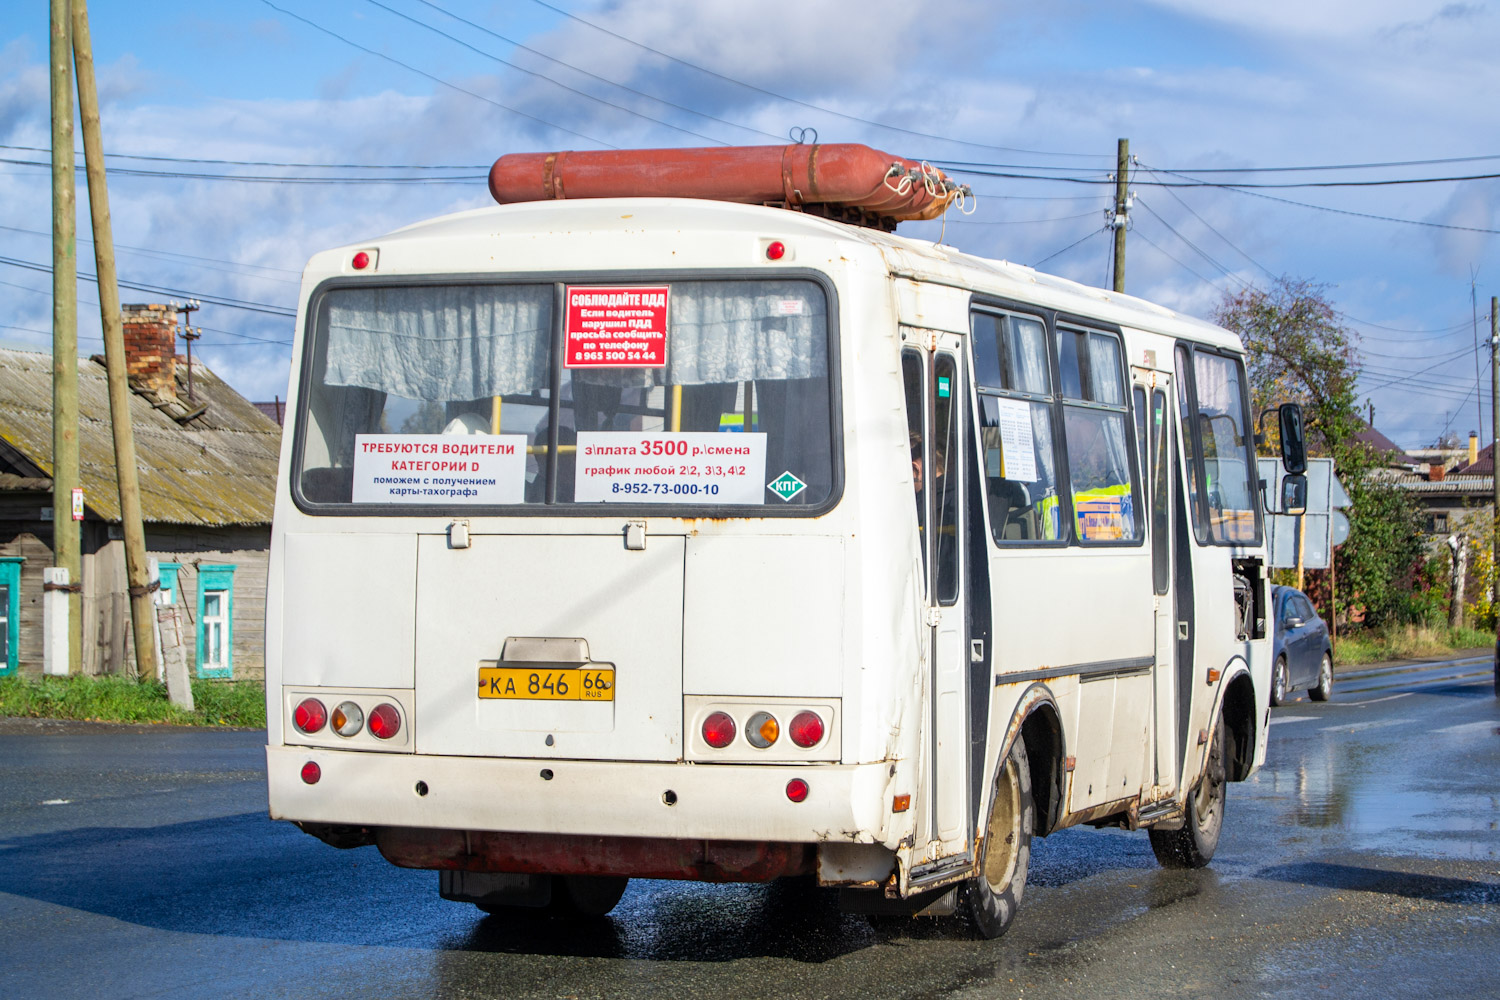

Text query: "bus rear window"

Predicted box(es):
[295, 279, 836, 512]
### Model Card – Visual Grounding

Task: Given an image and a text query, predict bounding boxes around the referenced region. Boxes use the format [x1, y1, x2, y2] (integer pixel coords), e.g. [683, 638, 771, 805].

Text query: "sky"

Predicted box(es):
[1, 0, 1497, 449]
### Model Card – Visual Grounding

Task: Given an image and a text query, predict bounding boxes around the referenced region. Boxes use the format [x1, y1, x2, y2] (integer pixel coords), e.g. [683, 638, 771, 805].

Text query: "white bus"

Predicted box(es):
[266, 182, 1305, 937]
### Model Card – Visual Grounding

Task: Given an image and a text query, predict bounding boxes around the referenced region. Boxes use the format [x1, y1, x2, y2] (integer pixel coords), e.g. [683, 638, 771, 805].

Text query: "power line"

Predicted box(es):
[258, 0, 616, 149]
[0, 255, 296, 317]
[1140, 153, 1500, 174]
[361, 0, 729, 145]
[0, 155, 487, 184]
[521, 0, 1103, 159]
[1032, 226, 1107, 268]
[0, 143, 486, 170]
[0, 223, 301, 281]
[1131, 226, 1228, 293]
[409, 0, 783, 143]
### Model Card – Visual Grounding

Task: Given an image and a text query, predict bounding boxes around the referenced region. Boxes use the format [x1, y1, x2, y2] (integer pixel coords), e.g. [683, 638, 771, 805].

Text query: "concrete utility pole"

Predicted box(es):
[1491, 296, 1498, 696]
[1112, 138, 1130, 294]
[50, 0, 81, 675]
[72, 0, 158, 682]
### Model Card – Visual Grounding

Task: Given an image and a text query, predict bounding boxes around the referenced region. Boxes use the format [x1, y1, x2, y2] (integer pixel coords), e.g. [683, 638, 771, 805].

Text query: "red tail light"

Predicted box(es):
[785, 778, 809, 802]
[788, 711, 825, 748]
[368, 703, 401, 740]
[301, 761, 321, 784]
[293, 698, 327, 734]
[702, 711, 736, 749]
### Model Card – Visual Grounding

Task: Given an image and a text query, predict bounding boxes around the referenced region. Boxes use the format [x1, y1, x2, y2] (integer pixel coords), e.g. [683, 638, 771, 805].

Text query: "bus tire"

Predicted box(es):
[1270, 656, 1289, 706]
[1149, 716, 1225, 869]
[961, 737, 1033, 939]
[549, 875, 629, 917]
[1309, 653, 1333, 702]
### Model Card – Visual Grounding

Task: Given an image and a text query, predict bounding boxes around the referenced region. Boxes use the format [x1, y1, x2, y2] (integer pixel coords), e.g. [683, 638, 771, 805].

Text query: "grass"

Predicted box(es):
[0, 674, 265, 727]
[1333, 624, 1493, 667]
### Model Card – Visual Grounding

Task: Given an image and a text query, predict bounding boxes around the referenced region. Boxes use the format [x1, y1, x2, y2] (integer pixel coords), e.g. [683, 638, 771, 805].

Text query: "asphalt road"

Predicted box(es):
[1, 659, 1496, 1000]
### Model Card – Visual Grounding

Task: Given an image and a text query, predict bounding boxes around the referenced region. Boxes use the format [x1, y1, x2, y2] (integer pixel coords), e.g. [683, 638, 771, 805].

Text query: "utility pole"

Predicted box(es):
[1491, 295, 1498, 696]
[50, 0, 81, 675]
[175, 299, 201, 401]
[1111, 138, 1130, 294]
[72, 0, 158, 682]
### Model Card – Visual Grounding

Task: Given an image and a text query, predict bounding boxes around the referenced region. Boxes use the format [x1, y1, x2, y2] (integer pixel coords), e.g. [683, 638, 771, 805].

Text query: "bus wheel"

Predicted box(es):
[961, 737, 1033, 939]
[1270, 656, 1289, 706]
[1309, 653, 1333, 702]
[1149, 718, 1225, 869]
[549, 875, 629, 917]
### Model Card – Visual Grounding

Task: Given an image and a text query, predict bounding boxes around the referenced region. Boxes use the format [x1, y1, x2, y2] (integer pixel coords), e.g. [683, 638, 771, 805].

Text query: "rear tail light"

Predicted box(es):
[746, 711, 779, 748]
[301, 761, 321, 784]
[701, 711, 736, 749]
[367, 703, 401, 740]
[785, 778, 809, 802]
[788, 710, 825, 748]
[330, 701, 364, 738]
[293, 698, 327, 734]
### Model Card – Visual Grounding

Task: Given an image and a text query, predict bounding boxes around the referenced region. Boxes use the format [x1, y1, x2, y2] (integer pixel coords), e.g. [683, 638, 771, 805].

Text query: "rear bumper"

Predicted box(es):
[266, 745, 893, 844]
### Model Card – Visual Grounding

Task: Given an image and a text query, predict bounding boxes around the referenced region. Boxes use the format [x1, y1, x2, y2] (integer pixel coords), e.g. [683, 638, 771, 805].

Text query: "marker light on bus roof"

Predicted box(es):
[701, 711, 736, 749]
[765, 240, 786, 260]
[352, 251, 371, 270]
[746, 711, 779, 748]
[367, 703, 401, 740]
[788, 711, 825, 749]
[331, 701, 364, 738]
[293, 698, 327, 735]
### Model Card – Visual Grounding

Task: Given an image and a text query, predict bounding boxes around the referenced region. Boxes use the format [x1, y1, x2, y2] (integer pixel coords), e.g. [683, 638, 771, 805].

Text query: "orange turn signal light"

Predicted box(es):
[892, 794, 910, 813]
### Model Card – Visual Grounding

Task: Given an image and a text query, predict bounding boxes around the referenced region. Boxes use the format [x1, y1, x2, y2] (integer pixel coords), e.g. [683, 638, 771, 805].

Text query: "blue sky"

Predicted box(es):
[1, 0, 1497, 448]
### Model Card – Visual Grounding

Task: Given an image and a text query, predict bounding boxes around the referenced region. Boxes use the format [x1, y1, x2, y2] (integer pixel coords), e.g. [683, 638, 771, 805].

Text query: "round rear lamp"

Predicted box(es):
[301, 761, 321, 784]
[330, 701, 364, 738]
[293, 698, 327, 735]
[785, 778, 809, 803]
[368, 703, 401, 740]
[352, 251, 370, 270]
[765, 240, 786, 261]
[746, 711, 779, 749]
[701, 711, 736, 749]
[788, 710, 825, 748]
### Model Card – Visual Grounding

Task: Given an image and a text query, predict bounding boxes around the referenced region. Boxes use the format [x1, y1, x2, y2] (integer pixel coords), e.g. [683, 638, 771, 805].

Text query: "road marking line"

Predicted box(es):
[1434, 720, 1499, 736]
[1270, 715, 1318, 725]
[40, 799, 71, 805]
[1320, 718, 1409, 733]
[1337, 693, 1413, 707]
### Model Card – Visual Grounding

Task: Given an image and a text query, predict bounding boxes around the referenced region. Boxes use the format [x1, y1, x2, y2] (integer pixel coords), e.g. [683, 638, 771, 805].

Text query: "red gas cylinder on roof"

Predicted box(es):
[488, 143, 968, 228]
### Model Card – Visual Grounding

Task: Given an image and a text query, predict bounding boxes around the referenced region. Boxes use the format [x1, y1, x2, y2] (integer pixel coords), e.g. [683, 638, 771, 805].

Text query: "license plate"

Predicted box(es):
[478, 666, 615, 702]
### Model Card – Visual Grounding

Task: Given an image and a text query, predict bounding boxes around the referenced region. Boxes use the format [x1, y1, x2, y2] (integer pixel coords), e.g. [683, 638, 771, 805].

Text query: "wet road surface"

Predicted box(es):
[1, 659, 1496, 999]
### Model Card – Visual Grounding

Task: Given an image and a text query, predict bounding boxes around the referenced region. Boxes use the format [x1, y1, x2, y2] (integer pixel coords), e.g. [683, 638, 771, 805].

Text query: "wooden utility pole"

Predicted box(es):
[1491, 296, 1498, 696]
[72, 0, 158, 682]
[1112, 138, 1129, 294]
[50, 0, 81, 674]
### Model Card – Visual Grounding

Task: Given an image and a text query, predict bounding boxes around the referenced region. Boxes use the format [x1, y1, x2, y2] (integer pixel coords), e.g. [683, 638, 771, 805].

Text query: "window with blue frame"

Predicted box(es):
[0, 557, 21, 675]
[195, 564, 235, 679]
[158, 563, 180, 607]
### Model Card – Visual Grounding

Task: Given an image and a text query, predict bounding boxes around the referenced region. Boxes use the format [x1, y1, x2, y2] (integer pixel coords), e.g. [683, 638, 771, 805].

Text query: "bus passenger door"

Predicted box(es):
[903, 337, 971, 864]
[1148, 382, 1180, 799]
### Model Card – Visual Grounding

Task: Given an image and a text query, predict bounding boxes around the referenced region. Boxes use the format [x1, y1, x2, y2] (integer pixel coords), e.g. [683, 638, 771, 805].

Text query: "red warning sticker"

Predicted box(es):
[564, 285, 669, 368]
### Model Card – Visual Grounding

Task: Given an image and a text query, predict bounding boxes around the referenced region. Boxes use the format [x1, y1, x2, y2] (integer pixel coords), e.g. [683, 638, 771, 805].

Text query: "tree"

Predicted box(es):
[1215, 277, 1426, 629]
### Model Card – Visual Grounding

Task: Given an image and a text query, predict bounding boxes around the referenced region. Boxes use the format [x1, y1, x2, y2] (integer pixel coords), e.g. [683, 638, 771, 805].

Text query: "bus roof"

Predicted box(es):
[321, 198, 1243, 352]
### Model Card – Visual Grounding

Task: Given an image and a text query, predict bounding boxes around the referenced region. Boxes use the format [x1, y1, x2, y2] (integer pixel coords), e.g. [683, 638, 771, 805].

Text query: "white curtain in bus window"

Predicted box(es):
[1192, 351, 1258, 543]
[1059, 329, 1139, 543]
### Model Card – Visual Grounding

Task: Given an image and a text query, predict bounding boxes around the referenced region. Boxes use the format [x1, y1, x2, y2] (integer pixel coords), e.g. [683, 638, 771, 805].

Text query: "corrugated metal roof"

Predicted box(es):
[0, 347, 282, 526]
[1389, 472, 1494, 494]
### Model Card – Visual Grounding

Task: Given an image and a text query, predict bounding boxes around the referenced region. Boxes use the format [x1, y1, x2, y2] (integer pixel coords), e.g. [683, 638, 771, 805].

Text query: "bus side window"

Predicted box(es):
[902, 349, 928, 576]
[972, 311, 1064, 544]
[1133, 385, 1149, 513]
[1058, 329, 1140, 544]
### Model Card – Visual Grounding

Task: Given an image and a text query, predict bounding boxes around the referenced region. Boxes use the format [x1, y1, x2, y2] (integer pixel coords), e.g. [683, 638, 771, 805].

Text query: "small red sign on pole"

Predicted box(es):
[71, 487, 84, 521]
[564, 285, 669, 368]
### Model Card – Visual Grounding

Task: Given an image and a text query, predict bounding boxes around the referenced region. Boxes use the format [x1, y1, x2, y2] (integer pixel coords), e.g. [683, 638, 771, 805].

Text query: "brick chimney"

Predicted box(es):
[1430, 462, 1446, 482]
[121, 303, 177, 397]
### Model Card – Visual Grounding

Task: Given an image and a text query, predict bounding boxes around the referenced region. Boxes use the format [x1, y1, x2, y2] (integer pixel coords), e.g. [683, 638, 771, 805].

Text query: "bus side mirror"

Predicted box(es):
[1281, 474, 1308, 516]
[1279, 403, 1307, 475]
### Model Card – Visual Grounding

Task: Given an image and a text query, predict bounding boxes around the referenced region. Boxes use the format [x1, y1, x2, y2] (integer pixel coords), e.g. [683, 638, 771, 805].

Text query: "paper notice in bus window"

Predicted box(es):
[564, 285, 669, 368]
[995, 397, 1038, 482]
[1075, 487, 1133, 541]
[574, 432, 767, 503]
[351, 434, 527, 503]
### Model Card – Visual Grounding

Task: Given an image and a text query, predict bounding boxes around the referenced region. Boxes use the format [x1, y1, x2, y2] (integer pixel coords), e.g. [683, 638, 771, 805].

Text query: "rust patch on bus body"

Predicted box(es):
[375, 827, 813, 882]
